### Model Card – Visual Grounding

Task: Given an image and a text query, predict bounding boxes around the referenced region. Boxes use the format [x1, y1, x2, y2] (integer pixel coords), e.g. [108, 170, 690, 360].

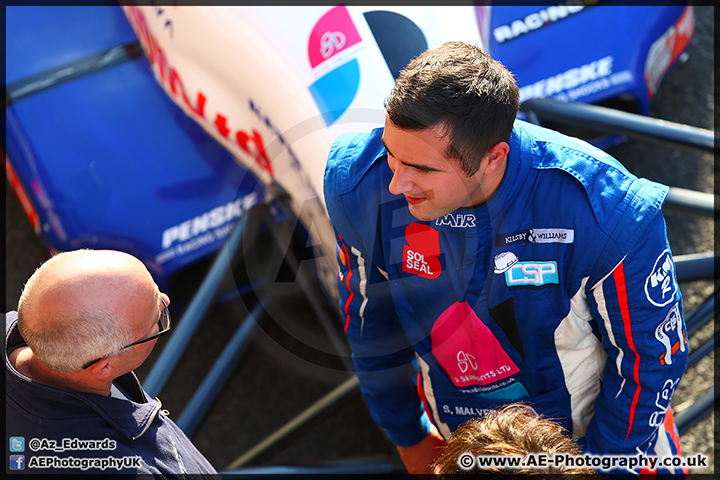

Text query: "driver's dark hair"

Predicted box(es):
[384, 41, 519, 176]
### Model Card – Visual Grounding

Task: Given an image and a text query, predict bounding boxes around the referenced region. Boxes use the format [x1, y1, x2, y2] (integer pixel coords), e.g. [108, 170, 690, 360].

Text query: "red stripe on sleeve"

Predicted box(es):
[665, 408, 689, 475]
[613, 261, 642, 443]
[416, 373, 434, 424]
[340, 241, 354, 333]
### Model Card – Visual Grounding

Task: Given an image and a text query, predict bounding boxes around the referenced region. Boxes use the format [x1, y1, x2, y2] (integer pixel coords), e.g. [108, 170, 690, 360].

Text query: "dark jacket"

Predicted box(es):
[5, 312, 219, 477]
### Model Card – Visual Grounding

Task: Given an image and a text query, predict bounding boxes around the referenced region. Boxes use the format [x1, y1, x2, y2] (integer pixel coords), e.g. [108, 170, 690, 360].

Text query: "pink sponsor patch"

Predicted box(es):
[432, 301, 519, 388]
[308, 5, 362, 69]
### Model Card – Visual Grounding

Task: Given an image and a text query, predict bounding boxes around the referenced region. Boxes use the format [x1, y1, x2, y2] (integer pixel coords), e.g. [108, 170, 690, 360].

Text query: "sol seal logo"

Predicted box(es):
[644, 249, 677, 307]
[402, 223, 441, 279]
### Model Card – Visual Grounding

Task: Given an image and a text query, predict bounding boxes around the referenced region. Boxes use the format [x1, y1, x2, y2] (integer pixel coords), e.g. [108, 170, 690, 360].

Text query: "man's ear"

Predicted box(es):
[482, 142, 509, 175]
[89, 356, 114, 379]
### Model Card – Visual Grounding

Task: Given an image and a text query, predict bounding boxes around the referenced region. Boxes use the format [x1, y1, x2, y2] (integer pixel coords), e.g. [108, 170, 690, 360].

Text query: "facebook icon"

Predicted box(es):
[10, 454, 25, 470]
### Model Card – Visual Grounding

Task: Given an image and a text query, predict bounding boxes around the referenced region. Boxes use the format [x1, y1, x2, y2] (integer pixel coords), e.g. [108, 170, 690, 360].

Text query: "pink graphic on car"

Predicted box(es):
[308, 6, 362, 69]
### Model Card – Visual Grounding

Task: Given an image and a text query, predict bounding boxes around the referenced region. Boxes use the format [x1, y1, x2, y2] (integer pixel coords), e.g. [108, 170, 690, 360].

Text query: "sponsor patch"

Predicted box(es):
[655, 302, 686, 366]
[441, 402, 537, 419]
[402, 223, 441, 279]
[431, 302, 521, 393]
[644, 249, 677, 307]
[494, 251, 519, 274]
[649, 378, 680, 427]
[495, 228, 574, 247]
[435, 213, 476, 228]
[505, 261, 559, 287]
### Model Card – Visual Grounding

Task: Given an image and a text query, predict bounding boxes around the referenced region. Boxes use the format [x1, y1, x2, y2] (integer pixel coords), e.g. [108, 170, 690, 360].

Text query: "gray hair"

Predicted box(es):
[17, 250, 136, 372]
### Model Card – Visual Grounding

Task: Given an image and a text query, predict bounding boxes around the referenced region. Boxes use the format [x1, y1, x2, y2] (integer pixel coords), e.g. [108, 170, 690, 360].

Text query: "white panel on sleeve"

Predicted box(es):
[418, 355, 453, 439]
[350, 246, 369, 334]
[593, 261, 627, 399]
[554, 277, 605, 437]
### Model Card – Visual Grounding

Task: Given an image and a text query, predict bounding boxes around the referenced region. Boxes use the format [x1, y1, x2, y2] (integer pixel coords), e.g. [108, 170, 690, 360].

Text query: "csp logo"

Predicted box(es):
[644, 250, 677, 307]
[505, 261, 558, 287]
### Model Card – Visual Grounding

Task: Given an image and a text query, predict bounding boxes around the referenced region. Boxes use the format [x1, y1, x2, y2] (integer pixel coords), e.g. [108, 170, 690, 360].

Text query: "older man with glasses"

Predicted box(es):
[5, 249, 218, 476]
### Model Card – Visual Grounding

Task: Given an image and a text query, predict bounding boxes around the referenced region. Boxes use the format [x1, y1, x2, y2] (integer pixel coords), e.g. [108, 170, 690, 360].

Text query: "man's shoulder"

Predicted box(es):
[513, 121, 670, 285]
[515, 119, 631, 173]
[514, 119, 668, 216]
[325, 127, 386, 199]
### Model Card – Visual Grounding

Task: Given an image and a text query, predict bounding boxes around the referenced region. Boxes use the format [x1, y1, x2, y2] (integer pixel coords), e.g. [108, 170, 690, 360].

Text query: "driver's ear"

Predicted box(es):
[481, 142, 509, 175]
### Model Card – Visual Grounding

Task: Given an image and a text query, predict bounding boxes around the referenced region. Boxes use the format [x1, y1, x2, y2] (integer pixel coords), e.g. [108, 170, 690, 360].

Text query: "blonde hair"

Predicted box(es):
[433, 404, 599, 478]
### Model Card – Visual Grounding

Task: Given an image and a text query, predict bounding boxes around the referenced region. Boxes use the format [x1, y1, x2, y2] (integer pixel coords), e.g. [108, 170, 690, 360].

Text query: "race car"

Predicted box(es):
[5, 4, 695, 304]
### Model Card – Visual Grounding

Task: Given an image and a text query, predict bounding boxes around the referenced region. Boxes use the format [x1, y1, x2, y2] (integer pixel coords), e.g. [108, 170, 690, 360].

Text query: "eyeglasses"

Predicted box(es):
[82, 297, 172, 370]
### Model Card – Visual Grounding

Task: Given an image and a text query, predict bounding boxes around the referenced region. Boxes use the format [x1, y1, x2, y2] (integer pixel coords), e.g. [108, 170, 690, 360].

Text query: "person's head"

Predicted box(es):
[17, 249, 169, 376]
[433, 404, 599, 478]
[385, 41, 519, 177]
[382, 41, 519, 221]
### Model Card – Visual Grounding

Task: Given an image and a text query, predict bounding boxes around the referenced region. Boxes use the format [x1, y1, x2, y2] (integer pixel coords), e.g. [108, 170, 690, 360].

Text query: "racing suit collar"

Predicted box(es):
[451, 124, 528, 222]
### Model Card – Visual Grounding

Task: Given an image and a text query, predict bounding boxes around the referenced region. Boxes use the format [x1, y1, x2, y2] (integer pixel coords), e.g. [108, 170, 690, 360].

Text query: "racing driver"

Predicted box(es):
[323, 41, 688, 476]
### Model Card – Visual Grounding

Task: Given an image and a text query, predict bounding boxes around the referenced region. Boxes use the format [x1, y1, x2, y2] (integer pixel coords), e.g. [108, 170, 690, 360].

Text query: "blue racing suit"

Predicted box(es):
[323, 120, 688, 475]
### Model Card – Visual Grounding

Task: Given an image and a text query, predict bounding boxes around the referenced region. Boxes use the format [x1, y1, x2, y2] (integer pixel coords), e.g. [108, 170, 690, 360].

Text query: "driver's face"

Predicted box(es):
[383, 116, 490, 222]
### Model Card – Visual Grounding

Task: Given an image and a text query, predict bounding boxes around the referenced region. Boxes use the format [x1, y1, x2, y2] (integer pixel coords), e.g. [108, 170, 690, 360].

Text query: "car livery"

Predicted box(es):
[5, 4, 693, 300]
